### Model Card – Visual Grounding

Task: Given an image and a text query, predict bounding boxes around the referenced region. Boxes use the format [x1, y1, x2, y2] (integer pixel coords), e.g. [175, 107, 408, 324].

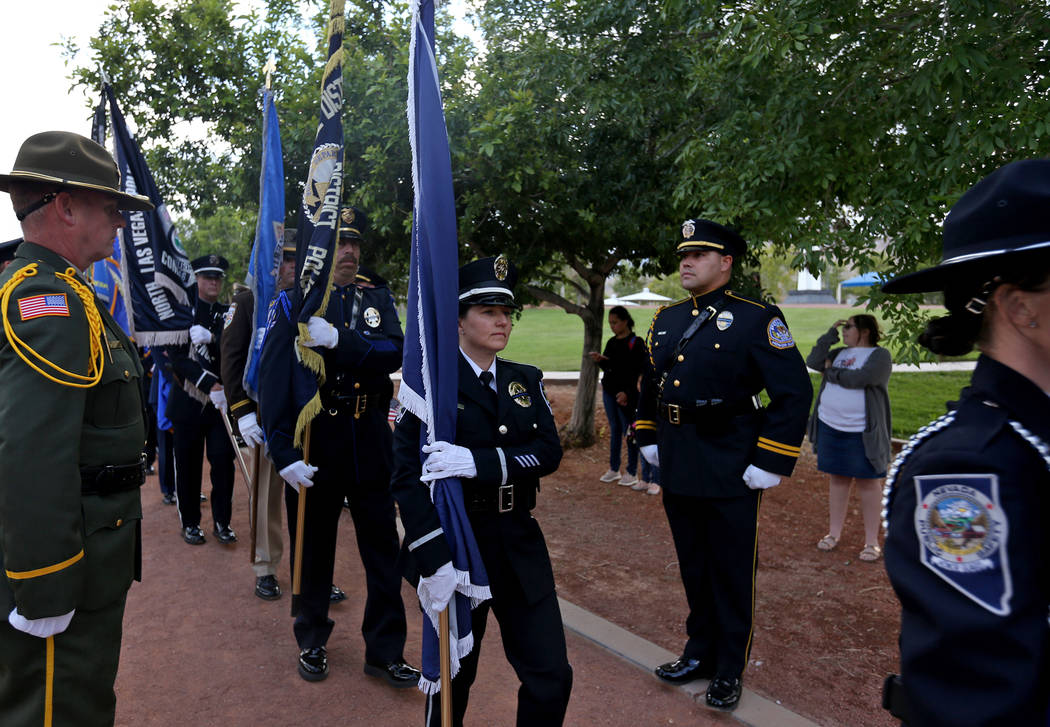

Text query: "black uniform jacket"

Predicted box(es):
[391, 354, 563, 605]
[635, 287, 812, 497]
[156, 295, 227, 424]
[220, 287, 256, 426]
[259, 277, 403, 475]
[884, 355, 1050, 727]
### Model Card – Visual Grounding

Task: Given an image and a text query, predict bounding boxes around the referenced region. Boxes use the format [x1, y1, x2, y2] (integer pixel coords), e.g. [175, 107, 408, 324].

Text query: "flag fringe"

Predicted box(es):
[133, 329, 188, 346]
[294, 390, 323, 449]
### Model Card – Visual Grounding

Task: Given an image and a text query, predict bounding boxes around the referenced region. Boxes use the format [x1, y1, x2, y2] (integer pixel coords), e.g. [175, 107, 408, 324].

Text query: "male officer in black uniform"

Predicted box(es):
[157, 254, 237, 545]
[391, 255, 574, 727]
[0, 131, 151, 726]
[635, 219, 811, 711]
[259, 207, 419, 686]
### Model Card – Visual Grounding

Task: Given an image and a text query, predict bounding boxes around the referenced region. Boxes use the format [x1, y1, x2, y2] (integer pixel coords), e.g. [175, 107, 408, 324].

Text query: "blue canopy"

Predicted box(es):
[840, 272, 885, 288]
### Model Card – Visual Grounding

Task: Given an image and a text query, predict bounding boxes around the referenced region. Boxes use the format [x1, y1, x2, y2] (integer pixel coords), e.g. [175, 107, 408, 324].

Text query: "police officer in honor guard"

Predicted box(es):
[391, 255, 574, 727]
[0, 131, 152, 726]
[880, 160, 1050, 726]
[158, 253, 237, 545]
[259, 206, 420, 685]
[221, 230, 297, 600]
[635, 219, 811, 711]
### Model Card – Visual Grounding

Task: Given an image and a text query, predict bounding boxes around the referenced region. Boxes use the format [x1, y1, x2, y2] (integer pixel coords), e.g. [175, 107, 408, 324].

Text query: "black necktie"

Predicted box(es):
[479, 371, 497, 407]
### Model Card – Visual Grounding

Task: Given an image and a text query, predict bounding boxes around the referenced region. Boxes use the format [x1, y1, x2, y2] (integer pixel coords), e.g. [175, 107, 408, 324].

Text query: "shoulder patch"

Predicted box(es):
[914, 473, 1012, 616]
[18, 293, 70, 320]
[223, 301, 237, 329]
[767, 316, 795, 349]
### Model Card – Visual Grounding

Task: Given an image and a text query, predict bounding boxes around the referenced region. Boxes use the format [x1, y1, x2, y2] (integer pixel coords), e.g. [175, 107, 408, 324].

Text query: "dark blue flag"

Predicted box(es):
[289, 0, 345, 447]
[243, 87, 286, 404]
[89, 97, 130, 334]
[401, 0, 491, 693]
[102, 84, 194, 345]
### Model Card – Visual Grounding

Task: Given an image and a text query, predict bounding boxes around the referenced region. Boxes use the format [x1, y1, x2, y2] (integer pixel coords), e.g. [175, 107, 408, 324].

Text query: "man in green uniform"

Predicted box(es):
[0, 131, 154, 727]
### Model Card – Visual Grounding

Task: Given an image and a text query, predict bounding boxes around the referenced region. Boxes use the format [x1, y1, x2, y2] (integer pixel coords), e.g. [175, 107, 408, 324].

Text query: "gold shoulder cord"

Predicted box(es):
[0, 264, 104, 388]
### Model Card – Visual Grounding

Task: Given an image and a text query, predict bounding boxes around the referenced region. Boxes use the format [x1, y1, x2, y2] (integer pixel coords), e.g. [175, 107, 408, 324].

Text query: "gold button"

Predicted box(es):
[677, 355, 684, 362]
[115, 519, 123, 527]
[532, 423, 538, 429]
[691, 309, 699, 316]
[654, 342, 659, 347]
[344, 322, 349, 328]
[499, 425, 508, 434]
[123, 370, 130, 378]
[354, 382, 360, 390]
[714, 343, 720, 349]
[673, 380, 680, 387]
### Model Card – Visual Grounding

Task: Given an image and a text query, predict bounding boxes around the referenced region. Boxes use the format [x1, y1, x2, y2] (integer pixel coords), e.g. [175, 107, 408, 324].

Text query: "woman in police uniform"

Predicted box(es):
[391, 256, 573, 727]
[881, 159, 1050, 726]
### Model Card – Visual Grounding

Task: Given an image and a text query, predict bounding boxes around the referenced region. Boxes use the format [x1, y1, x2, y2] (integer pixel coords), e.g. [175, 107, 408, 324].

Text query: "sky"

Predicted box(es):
[0, 0, 478, 242]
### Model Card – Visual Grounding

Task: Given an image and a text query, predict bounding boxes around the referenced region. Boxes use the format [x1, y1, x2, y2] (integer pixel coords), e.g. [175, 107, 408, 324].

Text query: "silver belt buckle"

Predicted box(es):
[498, 484, 514, 513]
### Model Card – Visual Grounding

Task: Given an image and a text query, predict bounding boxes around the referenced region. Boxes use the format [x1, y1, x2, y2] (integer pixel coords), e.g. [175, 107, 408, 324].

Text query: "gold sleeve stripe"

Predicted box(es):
[758, 437, 800, 454]
[229, 399, 252, 413]
[5, 550, 84, 580]
[757, 441, 800, 458]
[634, 420, 658, 431]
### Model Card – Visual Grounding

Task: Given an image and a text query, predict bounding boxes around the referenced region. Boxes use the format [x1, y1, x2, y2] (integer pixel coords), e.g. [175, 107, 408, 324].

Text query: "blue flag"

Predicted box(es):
[102, 84, 194, 345]
[89, 97, 130, 334]
[244, 88, 286, 403]
[289, 0, 345, 447]
[400, 0, 491, 693]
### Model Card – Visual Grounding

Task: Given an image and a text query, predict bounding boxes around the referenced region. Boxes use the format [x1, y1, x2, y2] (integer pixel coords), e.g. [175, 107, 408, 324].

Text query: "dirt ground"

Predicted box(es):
[113, 380, 899, 726]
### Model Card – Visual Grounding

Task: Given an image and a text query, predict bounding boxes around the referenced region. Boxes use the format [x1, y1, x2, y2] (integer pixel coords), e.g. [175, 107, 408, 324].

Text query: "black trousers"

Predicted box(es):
[662, 489, 762, 679]
[156, 426, 175, 497]
[424, 566, 573, 726]
[173, 405, 235, 528]
[284, 462, 407, 662]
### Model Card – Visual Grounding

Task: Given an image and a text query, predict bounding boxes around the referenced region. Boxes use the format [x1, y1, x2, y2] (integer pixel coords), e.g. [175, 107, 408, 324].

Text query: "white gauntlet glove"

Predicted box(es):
[8, 607, 75, 638]
[419, 561, 457, 613]
[280, 460, 318, 492]
[208, 387, 227, 411]
[237, 412, 264, 447]
[302, 316, 338, 349]
[420, 441, 477, 482]
[640, 444, 659, 467]
[743, 464, 781, 490]
[189, 324, 214, 345]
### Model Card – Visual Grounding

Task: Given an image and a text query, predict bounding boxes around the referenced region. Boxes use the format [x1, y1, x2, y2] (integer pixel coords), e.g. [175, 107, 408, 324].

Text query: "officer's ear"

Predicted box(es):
[720, 254, 733, 273]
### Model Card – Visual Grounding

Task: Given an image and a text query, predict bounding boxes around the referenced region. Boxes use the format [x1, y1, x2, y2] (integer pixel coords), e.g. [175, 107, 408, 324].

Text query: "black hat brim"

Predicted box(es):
[460, 292, 521, 310]
[882, 239, 1050, 294]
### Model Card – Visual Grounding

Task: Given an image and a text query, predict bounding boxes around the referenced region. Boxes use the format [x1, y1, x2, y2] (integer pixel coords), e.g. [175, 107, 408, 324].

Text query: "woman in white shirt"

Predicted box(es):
[805, 314, 892, 562]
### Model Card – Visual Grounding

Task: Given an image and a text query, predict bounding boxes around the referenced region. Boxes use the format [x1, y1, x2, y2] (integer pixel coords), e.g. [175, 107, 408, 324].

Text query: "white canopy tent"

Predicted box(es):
[616, 287, 672, 304]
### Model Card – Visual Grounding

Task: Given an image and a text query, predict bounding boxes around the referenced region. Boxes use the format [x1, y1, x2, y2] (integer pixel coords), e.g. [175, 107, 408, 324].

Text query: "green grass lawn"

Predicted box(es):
[502, 305, 972, 438]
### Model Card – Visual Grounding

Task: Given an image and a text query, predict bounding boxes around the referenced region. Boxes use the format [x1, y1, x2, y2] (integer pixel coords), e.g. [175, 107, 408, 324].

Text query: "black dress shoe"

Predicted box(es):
[705, 676, 742, 711]
[363, 659, 421, 689]
[330, 585, 347, 602]
[255, 575, 281, 600]
[182, 526, 205, 545]
[298, 646, 328, 682]
[161, 493, 176, 505]
[213, 524, 237, 544]
[654, 656, 714, 684]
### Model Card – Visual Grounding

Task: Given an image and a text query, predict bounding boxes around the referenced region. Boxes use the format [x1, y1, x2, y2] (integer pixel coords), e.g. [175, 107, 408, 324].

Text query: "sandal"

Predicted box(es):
[859, 544, 882, 562]
[816, 534, 838, 551]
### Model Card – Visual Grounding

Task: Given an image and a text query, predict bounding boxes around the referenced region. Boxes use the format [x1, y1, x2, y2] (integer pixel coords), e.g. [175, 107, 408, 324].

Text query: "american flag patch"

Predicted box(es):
[18, 293, 70, 320]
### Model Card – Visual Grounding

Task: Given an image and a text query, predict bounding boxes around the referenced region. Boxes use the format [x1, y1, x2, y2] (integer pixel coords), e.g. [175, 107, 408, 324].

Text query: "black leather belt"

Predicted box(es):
[323, 392, 378, 419]
[81, 457, 147, 496]
[465, 483, 535, 514]
[658, 395, 762, 425]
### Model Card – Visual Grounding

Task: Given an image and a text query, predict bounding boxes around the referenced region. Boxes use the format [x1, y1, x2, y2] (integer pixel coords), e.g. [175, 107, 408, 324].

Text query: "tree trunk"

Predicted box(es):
[558, 278, 606, 449]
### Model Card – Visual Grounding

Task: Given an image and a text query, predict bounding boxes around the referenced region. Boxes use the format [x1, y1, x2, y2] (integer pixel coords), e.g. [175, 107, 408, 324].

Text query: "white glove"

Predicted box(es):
[302, 316, 338, 349]
[743, 464, 781, 490]
[419, 561, 457, 614]
[420, 441, 477, 482]
[8, 607, 75, 638]
[208, 387, 227, 411]
[280, 460, 318, 492]
[237, 412, 264, 447]
[189, 324, 213, 345]
[640, 444, 659, 466]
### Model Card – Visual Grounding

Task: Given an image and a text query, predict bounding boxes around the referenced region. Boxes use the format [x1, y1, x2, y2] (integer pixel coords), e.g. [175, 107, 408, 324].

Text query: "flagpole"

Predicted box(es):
[249, 440, 262, 565]
[291, 424, 310, 616]
[439, 607, 453, 726]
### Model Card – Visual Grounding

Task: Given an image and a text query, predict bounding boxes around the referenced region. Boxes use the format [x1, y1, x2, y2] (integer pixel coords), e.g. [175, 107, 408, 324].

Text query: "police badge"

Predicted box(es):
[508, 380, 531, 407]
[341, 207, 355, 226]
[682, 220, 695, 239]
[363, 306, 381, 328]
[494, 254, 509, 281]
[716, 310, 734, 331]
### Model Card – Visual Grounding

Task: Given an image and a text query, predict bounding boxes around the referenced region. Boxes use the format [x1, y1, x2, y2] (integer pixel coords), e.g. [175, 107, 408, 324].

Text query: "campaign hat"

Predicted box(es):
[676, 218, 746, 258]
[458, 255, 520, 309]
[0, 131, 153, 213]
[883, 159, 1050, 294]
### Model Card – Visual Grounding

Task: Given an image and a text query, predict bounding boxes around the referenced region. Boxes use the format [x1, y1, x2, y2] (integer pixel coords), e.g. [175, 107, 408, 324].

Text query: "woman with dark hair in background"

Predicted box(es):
[806, 314, 892, 562]
[879, 159, 1050, 727]
[589, 305, 659, 494]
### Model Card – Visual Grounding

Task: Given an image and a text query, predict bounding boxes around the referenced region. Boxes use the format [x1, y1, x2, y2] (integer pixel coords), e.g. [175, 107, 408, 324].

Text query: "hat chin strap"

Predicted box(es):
[14, 192, 57, 222]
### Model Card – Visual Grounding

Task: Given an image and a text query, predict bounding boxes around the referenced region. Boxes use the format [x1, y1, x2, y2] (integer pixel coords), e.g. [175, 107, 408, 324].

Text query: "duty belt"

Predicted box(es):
[658, 395, 762, 425]
[464, 482, 535, 514]
[324, 392, 378, 419]
[81, 457, 147, 496]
